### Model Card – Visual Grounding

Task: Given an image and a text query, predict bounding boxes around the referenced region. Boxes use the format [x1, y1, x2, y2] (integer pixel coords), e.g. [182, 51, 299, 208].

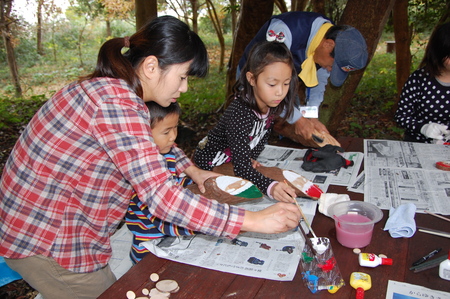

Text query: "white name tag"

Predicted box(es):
[300, 106, 318, 118]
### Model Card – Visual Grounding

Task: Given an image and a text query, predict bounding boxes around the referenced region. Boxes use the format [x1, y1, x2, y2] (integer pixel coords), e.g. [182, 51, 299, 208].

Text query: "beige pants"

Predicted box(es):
[5, 255, 116, 299]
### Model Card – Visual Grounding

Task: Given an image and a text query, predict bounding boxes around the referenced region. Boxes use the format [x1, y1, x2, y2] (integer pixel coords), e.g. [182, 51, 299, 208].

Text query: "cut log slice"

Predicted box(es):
[155, 279, 179, 293]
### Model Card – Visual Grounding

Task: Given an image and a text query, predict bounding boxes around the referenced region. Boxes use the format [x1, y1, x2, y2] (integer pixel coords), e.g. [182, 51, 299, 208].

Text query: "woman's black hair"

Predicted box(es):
[230, 41, 297, 120]
[82, 16, 209, 98]
[146, 101, 181, 128]
[420, 21, 450, 78]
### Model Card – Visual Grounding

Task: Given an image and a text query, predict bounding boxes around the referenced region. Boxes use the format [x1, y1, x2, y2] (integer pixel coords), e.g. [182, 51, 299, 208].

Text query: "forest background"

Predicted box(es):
[0, 0, 449, 297]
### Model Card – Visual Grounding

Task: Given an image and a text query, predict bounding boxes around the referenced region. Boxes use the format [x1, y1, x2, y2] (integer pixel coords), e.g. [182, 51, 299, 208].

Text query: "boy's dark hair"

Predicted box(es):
[420, 22, 450, 77]
[82, 16, 209, 98]
[230, 41, 297, 120]
[146, 101, 181, 128]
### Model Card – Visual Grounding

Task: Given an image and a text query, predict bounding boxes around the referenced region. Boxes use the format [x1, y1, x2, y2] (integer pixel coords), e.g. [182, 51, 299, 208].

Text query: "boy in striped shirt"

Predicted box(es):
[126, 102, 196, 263]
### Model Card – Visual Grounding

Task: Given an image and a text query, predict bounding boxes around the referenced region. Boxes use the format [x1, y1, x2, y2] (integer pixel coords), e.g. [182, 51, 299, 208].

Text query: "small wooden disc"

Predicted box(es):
[149, 272, 160, 282]
[126, 290, 136, 299]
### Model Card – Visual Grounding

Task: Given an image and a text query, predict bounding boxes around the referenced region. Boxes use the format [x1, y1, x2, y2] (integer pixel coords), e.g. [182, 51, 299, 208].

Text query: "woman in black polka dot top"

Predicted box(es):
[194, 41, 299, 202]
[395, 22, 450, 143]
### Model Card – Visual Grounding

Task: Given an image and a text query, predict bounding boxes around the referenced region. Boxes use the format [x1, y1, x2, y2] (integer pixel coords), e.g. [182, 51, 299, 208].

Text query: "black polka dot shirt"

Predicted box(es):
[194, 97, 275, 195]
[395, 68, 450, 143]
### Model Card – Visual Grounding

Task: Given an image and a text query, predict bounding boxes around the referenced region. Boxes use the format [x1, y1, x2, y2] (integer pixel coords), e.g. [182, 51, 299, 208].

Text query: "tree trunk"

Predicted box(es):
[393, 0, 411, 107]
[274, 0, 288, 13]
[135, 0, 157, 30]
[324, 0, 396, 135]
[205, 0, 225, 72]
[229, 0, 238, 34]
[1, 0, 22, 97]
[225, 0, 275, 105]
[291, 0, 309, 11]
[106, 19, 112, 37]
[312, 0, 326, 15]
[190, 0, 198, 33]
[37, 0, 44, 55]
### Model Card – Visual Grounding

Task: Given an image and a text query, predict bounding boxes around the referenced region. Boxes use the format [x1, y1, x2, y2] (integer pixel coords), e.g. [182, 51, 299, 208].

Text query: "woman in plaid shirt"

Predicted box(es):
[0, 16, 300, 298]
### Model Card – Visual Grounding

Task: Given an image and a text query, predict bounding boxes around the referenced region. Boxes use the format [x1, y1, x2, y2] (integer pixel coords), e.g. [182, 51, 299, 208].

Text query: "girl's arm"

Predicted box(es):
[226, 102, 296, 202]
[394, 71, 424, 134]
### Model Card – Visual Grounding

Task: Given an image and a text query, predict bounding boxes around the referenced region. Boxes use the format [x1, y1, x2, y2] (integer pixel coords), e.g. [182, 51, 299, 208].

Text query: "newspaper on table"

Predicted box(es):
[256, 145, 364, 189]
[364, 139, 450, 214]
[140, 196, 318, 281]
[347, 171, 365, 194]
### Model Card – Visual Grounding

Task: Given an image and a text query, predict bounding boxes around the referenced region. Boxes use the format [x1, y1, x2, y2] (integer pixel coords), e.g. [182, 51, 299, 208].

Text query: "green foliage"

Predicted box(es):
[0, 95, 47, 129]
[178, 65, 227, 121]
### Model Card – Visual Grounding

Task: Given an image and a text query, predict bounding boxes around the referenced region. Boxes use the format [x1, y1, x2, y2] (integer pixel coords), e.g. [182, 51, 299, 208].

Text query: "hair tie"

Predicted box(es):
[124, 36, 130, 48]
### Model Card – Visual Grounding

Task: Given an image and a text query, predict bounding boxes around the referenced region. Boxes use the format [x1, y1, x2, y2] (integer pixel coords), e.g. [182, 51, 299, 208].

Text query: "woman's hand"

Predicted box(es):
[241, 202, 301, 234]
[271, 182, 297, 203]
[184, 165, 220, 193]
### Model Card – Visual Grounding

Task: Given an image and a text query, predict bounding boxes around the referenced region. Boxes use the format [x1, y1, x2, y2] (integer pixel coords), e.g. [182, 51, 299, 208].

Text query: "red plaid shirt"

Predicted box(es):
[0, 78, 244, 273]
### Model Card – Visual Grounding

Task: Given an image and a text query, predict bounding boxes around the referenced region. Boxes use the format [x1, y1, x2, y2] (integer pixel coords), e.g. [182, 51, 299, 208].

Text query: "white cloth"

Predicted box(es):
[420, 123, 450, 140]
[318, 193, 350, 217]
[383, 203, 417, 238]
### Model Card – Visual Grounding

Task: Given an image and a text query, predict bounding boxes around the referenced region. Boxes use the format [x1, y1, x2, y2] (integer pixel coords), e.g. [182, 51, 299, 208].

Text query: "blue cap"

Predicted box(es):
[330, 26, 368, 87]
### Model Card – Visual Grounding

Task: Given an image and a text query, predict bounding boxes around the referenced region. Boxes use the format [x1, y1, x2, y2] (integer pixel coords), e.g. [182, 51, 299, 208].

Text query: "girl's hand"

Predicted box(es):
[271, 182, 297, 203]
[184, 165, 220, 193]
[241, 202, 301, 234]
[251, 159, 262, 169]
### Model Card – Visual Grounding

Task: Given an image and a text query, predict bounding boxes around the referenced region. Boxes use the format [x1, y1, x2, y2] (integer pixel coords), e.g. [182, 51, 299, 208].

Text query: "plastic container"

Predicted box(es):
[358, 253, 393, 267]
[350, 272, 371, 299]
[328, 201, 383, 248]
[439, 250, 450, 280]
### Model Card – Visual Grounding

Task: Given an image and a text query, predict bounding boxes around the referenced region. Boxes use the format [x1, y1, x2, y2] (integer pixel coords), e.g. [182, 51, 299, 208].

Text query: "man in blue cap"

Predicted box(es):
[237, 11, 368, 146]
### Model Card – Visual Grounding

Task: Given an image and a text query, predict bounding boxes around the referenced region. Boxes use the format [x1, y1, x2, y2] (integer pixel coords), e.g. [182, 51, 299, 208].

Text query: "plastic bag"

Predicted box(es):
[299, 237, 345, 294]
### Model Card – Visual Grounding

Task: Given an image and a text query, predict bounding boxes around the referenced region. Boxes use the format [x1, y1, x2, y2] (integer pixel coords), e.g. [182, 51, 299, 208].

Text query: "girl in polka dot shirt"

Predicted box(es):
[395, 22, 450, 143]
[194, 41, 299, 202]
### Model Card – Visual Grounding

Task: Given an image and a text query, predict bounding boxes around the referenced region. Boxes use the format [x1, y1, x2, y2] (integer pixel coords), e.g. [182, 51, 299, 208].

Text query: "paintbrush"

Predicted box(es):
[285, 180, 318, 239]
[298, 221, 317, 256]
[424, 210, 450, 223]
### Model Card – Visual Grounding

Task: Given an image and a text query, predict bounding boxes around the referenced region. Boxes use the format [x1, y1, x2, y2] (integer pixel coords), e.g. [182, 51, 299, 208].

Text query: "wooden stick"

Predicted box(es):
[417, 227, 450, 239]
[284, 180, 317, 239]
[424, 210, 450, 223]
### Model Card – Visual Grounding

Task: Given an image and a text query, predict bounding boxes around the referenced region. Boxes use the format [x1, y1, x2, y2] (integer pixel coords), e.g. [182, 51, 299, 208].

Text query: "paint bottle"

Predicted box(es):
[439, 250, 450, 281]
[358, 253, 393, 267]
[350, 272, 371, 299]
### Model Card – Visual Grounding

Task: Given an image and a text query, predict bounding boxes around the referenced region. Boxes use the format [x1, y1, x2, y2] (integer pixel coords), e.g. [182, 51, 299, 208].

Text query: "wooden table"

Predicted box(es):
[99, 137, 450, 299]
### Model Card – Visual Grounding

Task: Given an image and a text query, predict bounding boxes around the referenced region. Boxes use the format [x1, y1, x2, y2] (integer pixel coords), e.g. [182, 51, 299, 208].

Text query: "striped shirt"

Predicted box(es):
[0, 77, 244, 273]
[126, 150, 196, 263]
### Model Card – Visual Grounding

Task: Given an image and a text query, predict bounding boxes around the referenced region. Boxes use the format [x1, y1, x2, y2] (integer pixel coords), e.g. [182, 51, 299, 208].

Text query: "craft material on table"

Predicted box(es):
[409, 254, 448, 273]
[425, 210, 450, 223]
[364, 139, 450, 214]
[256, 144, 363, 188]
[327, 201, 383, 248]
[411, 248, 442, 267]
[383, 203, 417, 238]
[386, 280, 450, 299]
[417, 226, 450, 238]
[350, 272, 371, 299]
[186, 175, 263, 205]
[299, 237, 345, 294]
[138, 197, 313, 281]
[439, 250, 450, 281]
[358, 253, 393, 268]
[283, 170, 323, 199]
